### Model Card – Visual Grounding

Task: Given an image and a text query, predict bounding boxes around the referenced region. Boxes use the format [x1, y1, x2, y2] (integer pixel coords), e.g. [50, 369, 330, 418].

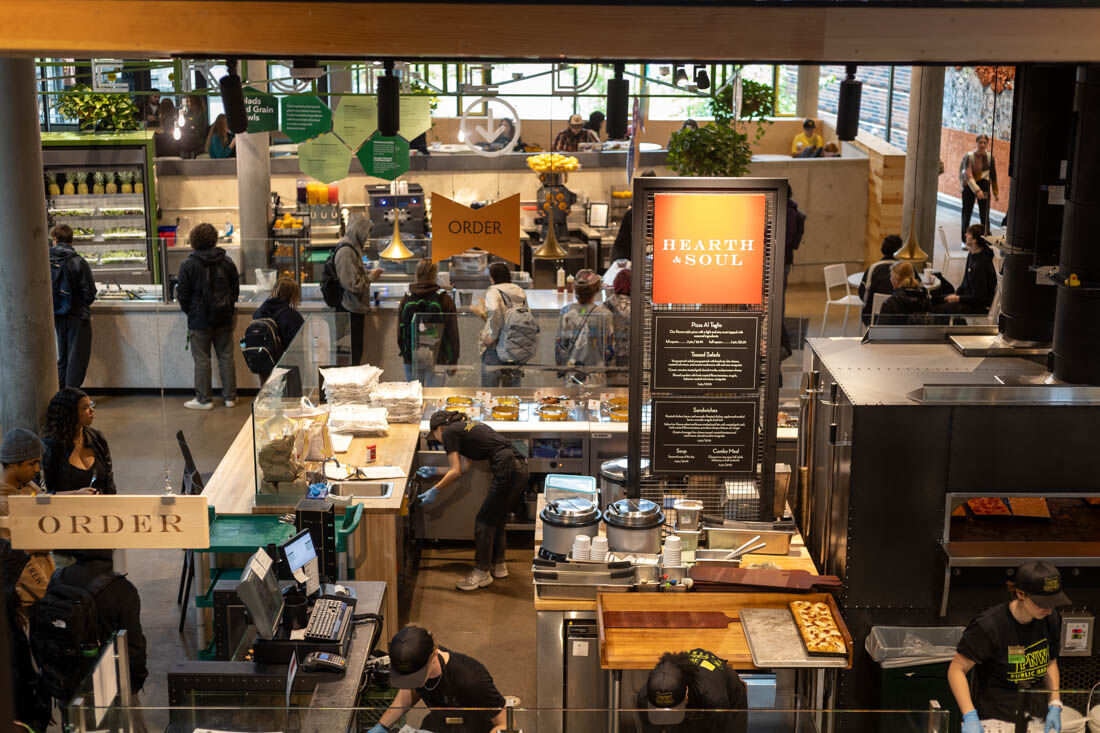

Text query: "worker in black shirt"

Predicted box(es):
[418, 411, 529, 591]
[636, 649, 748, 733]
[948, 561, 1068, 732]
[370, 624, 507, 733]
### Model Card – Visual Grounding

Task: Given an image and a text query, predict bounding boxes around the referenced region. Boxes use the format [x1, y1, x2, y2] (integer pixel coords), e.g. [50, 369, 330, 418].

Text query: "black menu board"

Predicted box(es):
[650, 398, 757, 473]
[652, 313, 761, 391]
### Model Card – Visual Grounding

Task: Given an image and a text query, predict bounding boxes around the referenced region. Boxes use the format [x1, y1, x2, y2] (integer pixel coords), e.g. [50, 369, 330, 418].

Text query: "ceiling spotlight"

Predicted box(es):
[694, 65, 711, 91]
[673, 66, 689, 86]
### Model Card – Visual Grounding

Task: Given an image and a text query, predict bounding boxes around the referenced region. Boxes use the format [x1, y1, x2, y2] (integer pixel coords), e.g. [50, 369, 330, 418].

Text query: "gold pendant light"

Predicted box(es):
[380, 207, 414, 260]
[894, 229, 929, 264]
[533, 220, 568, 260]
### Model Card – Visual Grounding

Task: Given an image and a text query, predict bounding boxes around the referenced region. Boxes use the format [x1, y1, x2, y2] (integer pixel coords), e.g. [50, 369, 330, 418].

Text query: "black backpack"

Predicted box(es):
[240, 317, 282, 375]
[50, 253, 74, 316]
[400, 289, 448, 370]
[30, 572, 118, 702]
[319, 243, 351, 308]
[201, 259, 237, 326]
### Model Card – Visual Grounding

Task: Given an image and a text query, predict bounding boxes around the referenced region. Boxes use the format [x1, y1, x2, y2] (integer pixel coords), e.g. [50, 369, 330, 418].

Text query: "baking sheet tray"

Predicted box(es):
[740, 607, 849, 669]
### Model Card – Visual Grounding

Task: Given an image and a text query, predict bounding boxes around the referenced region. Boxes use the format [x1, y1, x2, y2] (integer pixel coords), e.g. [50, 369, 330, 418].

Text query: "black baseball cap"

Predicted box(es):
[803, 118, 816, 129]
[645, 660, 688, 725]
[1016, 561, 1071, 609]
[389, 626, 436, 688]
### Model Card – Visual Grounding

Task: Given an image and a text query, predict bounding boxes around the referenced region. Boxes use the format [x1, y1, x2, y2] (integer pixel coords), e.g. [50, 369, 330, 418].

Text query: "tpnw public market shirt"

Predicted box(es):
[956, 602, 1061, 722]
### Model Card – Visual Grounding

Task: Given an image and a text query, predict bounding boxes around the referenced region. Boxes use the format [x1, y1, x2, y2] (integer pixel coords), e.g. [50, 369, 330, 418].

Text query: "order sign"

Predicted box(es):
[652, 192, 767, 305]
[653, 313, 760, 391]
[651, 399, 757, 474]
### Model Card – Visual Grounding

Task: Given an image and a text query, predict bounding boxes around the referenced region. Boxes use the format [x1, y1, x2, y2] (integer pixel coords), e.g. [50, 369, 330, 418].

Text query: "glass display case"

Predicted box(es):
[42, 131, 158, 283]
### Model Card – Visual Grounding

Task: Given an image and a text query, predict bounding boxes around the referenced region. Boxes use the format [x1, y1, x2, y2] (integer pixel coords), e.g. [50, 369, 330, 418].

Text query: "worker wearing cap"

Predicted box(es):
[791, 118, 824, 158]
[948, 561, 1070, 732]
[369, 625, 507, 733]
[635, 649, 748, 733]
[552, 113, 599, 152]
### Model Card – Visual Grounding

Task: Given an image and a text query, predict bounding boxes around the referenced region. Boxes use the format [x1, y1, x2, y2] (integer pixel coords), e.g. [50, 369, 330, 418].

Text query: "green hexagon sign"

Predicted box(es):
[333, 96, 378, 151]
[281, 95, 332, 143]
[298, 133, 353, 184]
[357, 133, 410, 181]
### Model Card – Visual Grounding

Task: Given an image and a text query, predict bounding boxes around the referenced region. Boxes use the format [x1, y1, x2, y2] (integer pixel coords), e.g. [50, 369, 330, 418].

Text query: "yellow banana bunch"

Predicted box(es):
[526, 153, 581, 173]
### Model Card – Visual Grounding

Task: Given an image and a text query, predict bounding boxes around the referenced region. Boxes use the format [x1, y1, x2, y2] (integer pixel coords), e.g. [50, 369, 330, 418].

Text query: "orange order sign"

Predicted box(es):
[651, 192, 767, 306]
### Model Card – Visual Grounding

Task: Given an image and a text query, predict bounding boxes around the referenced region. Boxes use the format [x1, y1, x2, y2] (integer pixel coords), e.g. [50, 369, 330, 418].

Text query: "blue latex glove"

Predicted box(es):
[961, 710, 983, 733]
[419, 487, 440, 506]
[1045, 705, 1062, 733]
[416, 466, 440, 480]
[367, 725, 388, 733]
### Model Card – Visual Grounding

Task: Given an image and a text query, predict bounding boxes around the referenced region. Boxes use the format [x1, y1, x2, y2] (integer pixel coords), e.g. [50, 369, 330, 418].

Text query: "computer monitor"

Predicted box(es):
[280, 530, 321, 596]
[237, 549, 284, 640]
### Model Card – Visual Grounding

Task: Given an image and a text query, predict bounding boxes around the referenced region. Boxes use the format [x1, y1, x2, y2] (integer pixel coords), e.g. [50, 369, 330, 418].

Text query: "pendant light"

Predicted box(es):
[894, 232, 929, 265]
[380, 208, 413, 260]
[533, 220, 568, 260]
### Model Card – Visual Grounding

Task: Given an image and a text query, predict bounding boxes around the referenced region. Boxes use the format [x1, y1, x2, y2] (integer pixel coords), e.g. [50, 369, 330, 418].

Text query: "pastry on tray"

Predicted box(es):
[789, 601, 847, 656]
[1008, 497, 1051, 519]
[966, 497, 1012, 517]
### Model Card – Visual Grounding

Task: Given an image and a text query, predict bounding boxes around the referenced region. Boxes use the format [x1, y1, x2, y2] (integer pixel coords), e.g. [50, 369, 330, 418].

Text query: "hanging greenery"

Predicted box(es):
[54, 84, 141, 132]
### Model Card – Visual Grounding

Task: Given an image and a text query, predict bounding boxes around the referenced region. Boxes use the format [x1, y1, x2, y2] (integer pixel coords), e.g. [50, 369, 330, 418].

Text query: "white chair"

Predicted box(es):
[821, 263, 864, 336]
[871, 293, 890, 325]
[939, 225, 967, 285]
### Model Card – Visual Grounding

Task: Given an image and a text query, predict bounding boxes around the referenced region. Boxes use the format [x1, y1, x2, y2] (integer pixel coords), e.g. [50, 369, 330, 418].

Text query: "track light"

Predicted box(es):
[377, 60, 400, 137]
[606, 63, 628, 140]
[693, 65, 710, 91]
[219, 60, 248, 134]
[673, 66, 689, 86]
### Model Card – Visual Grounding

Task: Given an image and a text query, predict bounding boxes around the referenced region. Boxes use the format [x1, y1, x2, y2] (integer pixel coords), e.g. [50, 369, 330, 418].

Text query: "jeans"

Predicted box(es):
[190, 325, 237, 403]
[336, 307, 366, 365]
[961, 179, 992, 241]
[55, 314, 92, 388]
[481, 349, 523, 388]
[474, 454, 529, 571]
[403, 362, 445, 388]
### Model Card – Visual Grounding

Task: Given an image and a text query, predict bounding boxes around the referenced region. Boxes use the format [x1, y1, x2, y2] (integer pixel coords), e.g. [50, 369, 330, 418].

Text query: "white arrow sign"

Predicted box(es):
[474, 107, 506, 144]
[460, 97, 522, 158]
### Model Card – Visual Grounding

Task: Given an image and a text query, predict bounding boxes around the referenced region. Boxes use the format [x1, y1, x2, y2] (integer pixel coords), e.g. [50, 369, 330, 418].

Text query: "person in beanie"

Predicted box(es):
[0, 428, 56, 608]
[949, 561, 1069, 731]
[176, 222, 240, 409]
[635, 648, 748, 732]
[334, 213, 384, 365]
[369, 625, 506, 733]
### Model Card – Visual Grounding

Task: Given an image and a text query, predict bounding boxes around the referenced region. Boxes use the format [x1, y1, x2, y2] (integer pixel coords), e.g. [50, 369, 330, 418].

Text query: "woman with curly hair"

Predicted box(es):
[41, 388, 115, 495]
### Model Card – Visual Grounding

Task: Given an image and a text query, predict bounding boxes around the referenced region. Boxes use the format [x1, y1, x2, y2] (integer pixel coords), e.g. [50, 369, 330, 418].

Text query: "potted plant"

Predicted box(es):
[55, 84, 141, 132]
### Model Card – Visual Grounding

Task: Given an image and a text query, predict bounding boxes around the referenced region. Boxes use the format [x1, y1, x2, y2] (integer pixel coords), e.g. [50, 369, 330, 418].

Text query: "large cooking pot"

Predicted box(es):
[539, 497, 601, 558]
[599, 457, 651, 510]
[603, 498, 664, 554]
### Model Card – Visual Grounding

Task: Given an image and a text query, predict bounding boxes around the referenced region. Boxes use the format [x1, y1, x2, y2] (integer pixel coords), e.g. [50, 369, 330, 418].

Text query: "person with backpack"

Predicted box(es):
[2, 539, 53, 733]
[0, 429, 56, 601]
[176, 223, 240, 410]
[472, 262, 537, 388]
[243, 275, 304, 383]
[554, 269, 614, 386]
[40, 549, 148, 724]
[50, 224, 97, 389]
[321, 213, 383, 365]
[603, 268, 632, 386]
[397, 259, 459, 387]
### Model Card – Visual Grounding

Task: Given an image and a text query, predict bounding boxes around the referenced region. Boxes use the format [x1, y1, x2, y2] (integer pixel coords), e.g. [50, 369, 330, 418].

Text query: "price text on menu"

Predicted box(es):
[652, 313, 761, 391]
[650, 399, 757, 474]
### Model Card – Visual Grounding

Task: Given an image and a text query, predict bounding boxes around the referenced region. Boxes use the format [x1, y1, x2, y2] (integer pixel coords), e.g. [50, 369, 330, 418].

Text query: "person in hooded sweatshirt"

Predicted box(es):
[251, 275, 305, 383]
[49, 225, 97, 389]
[176, 223, 240, 410]
[397, 259, 459, 387]
[934, 224, 999, 319]
[334, 213, 384, 365]
[879, 261, 932, 325]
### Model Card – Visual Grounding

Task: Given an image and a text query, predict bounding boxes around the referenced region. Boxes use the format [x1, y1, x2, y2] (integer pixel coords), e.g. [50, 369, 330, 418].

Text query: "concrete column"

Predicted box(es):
[900, 65, 945, 259]
[796, 65, 820, 119]
[237, 59, 271, 284]
[0, 59, 59, 432]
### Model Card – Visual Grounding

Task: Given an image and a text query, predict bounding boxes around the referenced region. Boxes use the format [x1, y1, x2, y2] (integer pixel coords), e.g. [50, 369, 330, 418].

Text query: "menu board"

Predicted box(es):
[651, 399, 757, 474]
[653, 313, 760, 391]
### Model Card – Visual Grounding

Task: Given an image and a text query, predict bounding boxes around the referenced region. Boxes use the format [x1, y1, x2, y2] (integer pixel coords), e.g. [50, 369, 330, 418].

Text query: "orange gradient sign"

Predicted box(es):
[652, 192, 767, 305]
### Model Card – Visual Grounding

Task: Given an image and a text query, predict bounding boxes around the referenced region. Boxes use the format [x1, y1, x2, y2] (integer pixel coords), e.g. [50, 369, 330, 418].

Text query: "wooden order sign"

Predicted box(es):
[431, 193, 520, 265]
[5, 495, 210, 551]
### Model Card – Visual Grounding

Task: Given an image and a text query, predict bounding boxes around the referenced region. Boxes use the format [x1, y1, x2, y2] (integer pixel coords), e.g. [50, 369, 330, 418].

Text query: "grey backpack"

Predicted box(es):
[495, 289, 539, 364]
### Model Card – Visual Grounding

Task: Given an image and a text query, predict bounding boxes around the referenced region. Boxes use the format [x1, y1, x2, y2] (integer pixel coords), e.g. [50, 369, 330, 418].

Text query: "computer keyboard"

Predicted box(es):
[304, 598, 349, 642]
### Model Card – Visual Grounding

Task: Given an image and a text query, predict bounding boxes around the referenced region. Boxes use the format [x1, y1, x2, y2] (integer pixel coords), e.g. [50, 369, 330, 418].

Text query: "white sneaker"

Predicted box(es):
[456, 569, 492, 591]
[491, 563, 508, 579]
[184, 399, 214, 411]
[224, 399, 238, 408]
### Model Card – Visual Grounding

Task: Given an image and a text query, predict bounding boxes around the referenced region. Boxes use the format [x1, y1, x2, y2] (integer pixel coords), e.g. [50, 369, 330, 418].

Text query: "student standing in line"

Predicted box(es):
[333, 213, 384, 365]
[50, 224, 97, 389]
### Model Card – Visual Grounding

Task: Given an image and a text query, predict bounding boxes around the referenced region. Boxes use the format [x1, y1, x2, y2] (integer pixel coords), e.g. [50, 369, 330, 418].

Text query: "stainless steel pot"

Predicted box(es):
[598, 457, 651, 510]
[603, 498, 664, 554]
[539, 497, 601, 558]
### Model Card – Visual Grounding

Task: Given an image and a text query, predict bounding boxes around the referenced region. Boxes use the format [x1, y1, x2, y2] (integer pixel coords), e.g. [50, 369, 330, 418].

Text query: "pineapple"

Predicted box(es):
[104, 171, 118, 195]
[92, 171, 106, 194]
[120, 171, 134, 194]
[62, 171, 75, 196]
[133, 169, 144, 195]
[45, 171, 60, 196]
[76, 169, 89, 195]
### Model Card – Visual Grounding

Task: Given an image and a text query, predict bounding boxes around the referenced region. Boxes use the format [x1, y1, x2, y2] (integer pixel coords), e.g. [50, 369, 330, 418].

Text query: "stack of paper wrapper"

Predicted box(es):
[320, 364, 383, 404]
[328, 404, 389, 435]
[369, 381, 424, 423]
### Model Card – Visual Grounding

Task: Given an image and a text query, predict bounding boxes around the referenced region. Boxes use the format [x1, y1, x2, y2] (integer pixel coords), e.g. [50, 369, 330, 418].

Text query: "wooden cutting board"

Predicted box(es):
[689, 566, 843, 592]
[603, 610, 740, 628]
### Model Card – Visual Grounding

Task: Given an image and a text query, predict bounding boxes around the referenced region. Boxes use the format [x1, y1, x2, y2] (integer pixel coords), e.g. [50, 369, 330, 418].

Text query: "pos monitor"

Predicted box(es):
[237, 550, 284, 640]
[280, 530, 321, 596]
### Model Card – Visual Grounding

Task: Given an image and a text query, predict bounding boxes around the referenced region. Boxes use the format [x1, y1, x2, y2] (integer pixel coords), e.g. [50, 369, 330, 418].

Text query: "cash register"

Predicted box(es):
[237, 531, 357, 664]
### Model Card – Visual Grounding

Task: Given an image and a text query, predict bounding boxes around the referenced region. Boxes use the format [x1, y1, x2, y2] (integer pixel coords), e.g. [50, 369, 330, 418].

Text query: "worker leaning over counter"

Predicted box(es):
[418, 411, 529, 591]
[636, 648, 748, 733]
[948, 561, 1069, 733]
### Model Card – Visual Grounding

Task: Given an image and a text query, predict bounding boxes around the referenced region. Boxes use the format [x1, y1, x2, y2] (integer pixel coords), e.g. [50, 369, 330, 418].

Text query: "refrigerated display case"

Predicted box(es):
[42, 131, 158, 283]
